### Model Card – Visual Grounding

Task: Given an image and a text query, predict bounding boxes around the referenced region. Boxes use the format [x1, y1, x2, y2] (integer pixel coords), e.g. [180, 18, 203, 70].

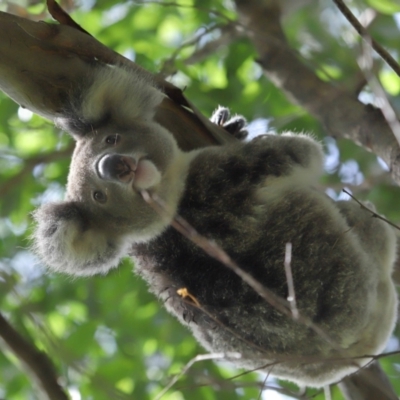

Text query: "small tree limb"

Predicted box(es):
[0, 312, 69, 400]
[0, 144, 74, 198]
[332, 0, 400, 78]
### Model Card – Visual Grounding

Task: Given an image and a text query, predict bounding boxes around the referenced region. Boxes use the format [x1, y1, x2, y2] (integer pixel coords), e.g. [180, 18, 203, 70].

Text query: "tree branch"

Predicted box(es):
[332, 0, 400, 78]
[234, 0, 400, 186]
[0, 312, 69, 400]
[0, 10, 235, 151]
[160, 22, 242, 77]
[0, 144, 74, 198]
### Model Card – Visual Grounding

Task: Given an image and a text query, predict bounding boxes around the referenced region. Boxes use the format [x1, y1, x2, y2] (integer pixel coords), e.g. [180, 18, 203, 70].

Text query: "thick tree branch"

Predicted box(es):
[0, 11, 235, 151]
[234, 0, 400, 187]
[0, 312, 69, 400]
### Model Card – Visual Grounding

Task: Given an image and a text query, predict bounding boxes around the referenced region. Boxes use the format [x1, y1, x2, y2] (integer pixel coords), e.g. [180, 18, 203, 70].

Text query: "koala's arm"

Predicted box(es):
[32, 203, 131, 276]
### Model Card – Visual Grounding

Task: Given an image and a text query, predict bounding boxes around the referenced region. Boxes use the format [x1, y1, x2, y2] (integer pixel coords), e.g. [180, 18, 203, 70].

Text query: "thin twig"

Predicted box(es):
[332, 0, 400, 78]
[0, 144, 74, 197]
[257, 373, 269, 400]
[283, 242, 299, 320]
[184, 22, 242, 66]
[324, 385, 332, 400]
[342, 189, 400, 231]
[154, 352, 242, 400]
[159, 22, 224, 76]
[135, 1, 234, 23]
[177, 379, 308, 400]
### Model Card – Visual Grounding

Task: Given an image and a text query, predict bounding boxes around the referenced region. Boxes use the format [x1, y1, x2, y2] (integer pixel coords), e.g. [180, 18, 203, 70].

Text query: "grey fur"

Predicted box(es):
[32, 64, 397, 387]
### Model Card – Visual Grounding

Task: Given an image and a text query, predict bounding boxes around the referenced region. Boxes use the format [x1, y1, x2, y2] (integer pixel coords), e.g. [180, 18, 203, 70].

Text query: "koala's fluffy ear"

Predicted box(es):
[32, 202, 129, 276]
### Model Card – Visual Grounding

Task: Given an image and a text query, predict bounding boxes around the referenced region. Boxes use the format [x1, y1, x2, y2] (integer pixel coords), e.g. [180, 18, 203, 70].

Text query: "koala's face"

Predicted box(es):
[67, 120, 179, 235]
[33, 120, 187, 276]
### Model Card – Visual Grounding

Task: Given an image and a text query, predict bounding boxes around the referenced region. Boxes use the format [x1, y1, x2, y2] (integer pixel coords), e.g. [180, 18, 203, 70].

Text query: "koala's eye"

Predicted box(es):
[105, 134, 120, 145]
[93, 190, 107, 203]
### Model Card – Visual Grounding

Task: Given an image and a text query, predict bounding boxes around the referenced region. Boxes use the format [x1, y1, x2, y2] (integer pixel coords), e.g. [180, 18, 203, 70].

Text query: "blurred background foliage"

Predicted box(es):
[0, 0, 399, 399]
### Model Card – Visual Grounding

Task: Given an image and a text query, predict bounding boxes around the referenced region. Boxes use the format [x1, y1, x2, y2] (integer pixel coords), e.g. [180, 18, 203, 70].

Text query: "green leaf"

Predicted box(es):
[366, 0, 400, 14]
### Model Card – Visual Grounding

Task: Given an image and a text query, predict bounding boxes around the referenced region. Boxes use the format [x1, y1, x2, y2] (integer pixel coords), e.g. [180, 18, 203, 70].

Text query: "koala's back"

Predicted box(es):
[133, 139, 397, 386]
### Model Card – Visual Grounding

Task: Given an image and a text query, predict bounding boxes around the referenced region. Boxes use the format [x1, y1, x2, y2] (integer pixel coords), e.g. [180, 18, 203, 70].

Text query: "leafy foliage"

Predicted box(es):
[0, 0, 399, 399]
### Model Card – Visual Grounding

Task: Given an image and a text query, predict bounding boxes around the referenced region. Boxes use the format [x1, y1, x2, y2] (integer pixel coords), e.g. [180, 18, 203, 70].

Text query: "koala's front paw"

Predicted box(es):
[210, 106, 248, 140]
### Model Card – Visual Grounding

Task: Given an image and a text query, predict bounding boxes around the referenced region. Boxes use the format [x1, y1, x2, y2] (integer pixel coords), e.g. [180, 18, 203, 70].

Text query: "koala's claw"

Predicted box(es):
[210, 106, 230, 126]
[211, 106, 248, 140]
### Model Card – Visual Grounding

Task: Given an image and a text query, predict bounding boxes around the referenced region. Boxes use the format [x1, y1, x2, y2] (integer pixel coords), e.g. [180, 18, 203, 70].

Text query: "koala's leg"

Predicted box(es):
[336, 200, 397, 273]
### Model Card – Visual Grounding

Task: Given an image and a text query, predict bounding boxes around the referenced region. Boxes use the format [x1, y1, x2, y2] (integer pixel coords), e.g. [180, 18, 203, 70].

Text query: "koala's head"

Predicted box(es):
[33, 119, 187, 276]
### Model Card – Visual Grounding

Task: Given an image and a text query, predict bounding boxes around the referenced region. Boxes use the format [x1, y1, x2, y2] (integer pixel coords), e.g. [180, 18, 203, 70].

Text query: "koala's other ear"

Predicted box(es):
[32, 202, 129, 276]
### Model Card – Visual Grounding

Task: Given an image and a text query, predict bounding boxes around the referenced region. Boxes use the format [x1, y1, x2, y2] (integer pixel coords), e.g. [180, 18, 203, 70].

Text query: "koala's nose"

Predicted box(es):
[97, 154, 136, 183]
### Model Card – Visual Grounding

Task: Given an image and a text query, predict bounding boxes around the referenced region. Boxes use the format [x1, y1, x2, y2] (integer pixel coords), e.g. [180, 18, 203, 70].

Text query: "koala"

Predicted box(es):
[32, 63, 398, 387]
